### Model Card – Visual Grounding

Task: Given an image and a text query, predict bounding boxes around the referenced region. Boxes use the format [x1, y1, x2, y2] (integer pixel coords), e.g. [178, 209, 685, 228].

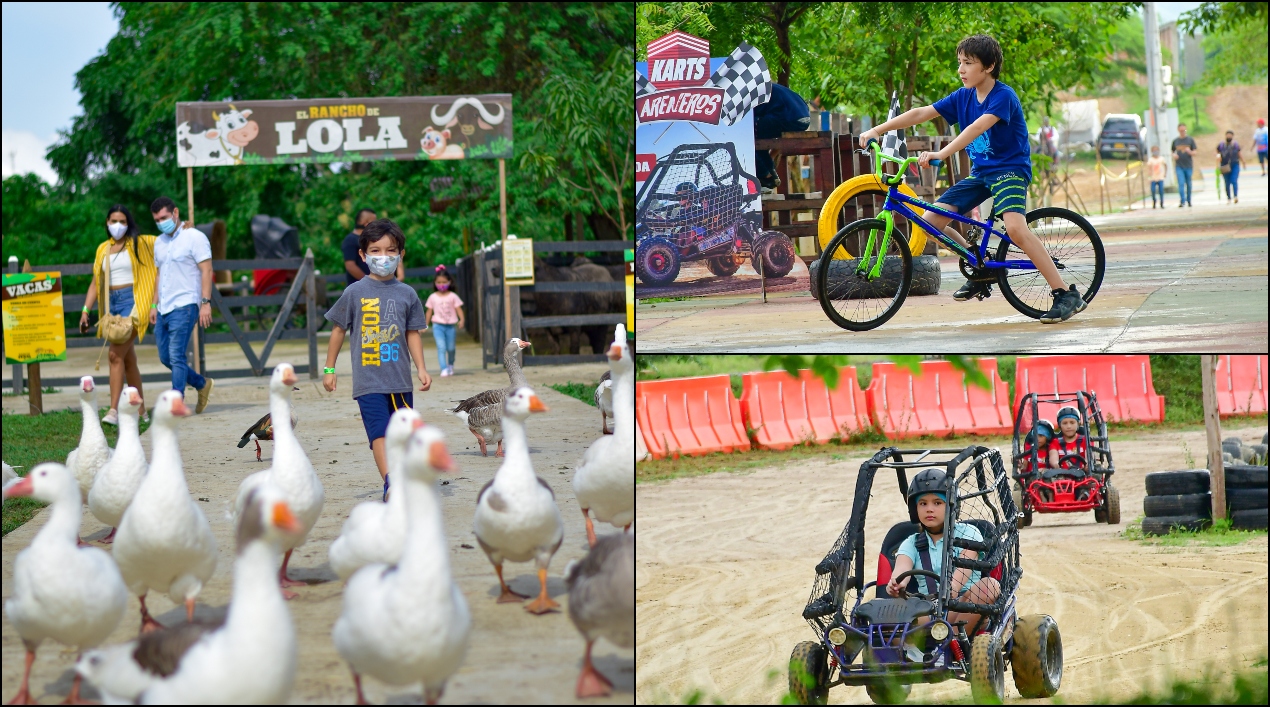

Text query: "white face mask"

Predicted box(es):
[366, 254, 400, 277]
[108, 222, 128, 239]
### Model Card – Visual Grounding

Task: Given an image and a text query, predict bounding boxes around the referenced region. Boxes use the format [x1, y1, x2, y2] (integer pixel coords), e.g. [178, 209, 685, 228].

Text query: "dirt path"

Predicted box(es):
[3, 356, 633, 704]
[635, 423, 1268, 704]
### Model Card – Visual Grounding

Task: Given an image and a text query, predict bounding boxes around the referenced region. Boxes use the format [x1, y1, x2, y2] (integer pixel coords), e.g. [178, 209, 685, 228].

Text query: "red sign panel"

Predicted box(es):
[645, 31, 710, 91]
[635, 153, 657, 183]
[636, 87, 724, 125]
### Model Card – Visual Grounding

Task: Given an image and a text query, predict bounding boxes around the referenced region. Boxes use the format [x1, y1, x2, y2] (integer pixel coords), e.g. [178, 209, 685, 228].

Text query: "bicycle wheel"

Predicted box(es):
[994, 207, 1105, 319]
[816, 218, 912, 331]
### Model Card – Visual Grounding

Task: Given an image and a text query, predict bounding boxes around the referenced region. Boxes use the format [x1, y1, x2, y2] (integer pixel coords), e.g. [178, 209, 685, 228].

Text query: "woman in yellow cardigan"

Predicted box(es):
[79, 204, 159, 424]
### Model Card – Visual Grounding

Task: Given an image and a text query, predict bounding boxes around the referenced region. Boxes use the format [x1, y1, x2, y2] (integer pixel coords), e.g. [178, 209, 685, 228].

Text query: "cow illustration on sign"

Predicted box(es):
[429, 97, 506, 152]
[177, 104, 261, 166]
[420, 126, 466, 159]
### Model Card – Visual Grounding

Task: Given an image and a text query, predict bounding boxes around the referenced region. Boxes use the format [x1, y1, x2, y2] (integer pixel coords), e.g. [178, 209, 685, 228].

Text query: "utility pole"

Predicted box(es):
[1144, 3, 1172, 187]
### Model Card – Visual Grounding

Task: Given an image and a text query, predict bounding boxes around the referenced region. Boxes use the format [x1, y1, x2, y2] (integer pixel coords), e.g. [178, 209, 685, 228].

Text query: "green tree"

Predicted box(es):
[704, 2, 823, 87]
[635, 2, 716, 60]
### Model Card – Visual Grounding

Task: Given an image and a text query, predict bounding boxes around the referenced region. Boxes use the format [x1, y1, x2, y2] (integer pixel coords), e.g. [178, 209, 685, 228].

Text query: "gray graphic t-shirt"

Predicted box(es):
[324, 277, 426, 399]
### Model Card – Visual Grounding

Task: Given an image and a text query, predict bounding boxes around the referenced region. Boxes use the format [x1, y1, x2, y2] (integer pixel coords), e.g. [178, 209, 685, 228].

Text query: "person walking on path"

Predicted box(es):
[1253, 118, 1267, 177]
[149, 196, 215, 413]
[424, 266, 465, 377]
[1171, 123, 1197, 208]
[80, 205, 157, 423]
[1216, 130, 1246, 203]
[1146, 146, 1167, 209]
[341, 207, 404, 284]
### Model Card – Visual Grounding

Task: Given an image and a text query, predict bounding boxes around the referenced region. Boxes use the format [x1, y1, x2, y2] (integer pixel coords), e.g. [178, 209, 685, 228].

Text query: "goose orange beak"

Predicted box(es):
[281, 369, 297, 386]
[272, 501, 302, 532]
[170, 398, 191, 417]
[3, 477, 33, 500]
[528, 395, 549, 413]
[412, 417, 425, 430]
[429, 441, 456, 472]
[128, 391, 143, 407]
[518, 340, 531, 349]
[82, 378, 94, 392]
[608, 343, 623, 361]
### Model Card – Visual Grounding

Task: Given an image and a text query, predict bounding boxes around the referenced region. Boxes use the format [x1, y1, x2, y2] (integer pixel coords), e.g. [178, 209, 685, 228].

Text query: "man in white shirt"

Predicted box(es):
[149, 196, 215, 413]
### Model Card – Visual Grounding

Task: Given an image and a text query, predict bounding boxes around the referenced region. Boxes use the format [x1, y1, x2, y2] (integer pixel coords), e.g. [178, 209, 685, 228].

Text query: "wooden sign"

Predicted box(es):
[2, 272, 67, 365]
[504, 237, 535, 286]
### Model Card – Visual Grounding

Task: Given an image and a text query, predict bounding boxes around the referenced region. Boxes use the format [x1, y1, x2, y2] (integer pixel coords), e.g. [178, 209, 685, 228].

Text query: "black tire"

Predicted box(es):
[1141, 514, 1211, 535]
[809, 256, 909, 302]
[635, 237, 680, 286]
[865, 682, 910, 705]
[1144, 469, 1210, 496]
[755, 232, 797, 278]
[995, 207, 1104, 319]
[1225, 465, 1269, 488]
[1144, 493, 1211, 518]
[1226, 486, 1268, 511]
[788, 641, 829, 705]
[908, 254, 942, 296]
[1222, 440, 1243, 456]
[1104, 484, 1121, 525]
[1094, 506, 1107, 523]
[1010, 614, 1063, 698]
[705, 254, 742, 277]
[816, 218, 912, 331]
[970, 633, 1006, 704]
[1230, 508, 1268, 530]
[1012, 485, 1026, 529]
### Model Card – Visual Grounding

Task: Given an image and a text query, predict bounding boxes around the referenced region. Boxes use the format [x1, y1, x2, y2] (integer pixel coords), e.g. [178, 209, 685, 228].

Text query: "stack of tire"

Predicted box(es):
[1142, 438, 1268, 535]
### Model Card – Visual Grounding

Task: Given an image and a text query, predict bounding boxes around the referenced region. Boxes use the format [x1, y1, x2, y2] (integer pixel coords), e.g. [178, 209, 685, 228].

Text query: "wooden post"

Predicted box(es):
[186, 166, 201, 375]
[1200, 354, 1226, 521]
[305, 249, 318, 379]
[27, 363, 42, 415]
[499, 158, 511, 345]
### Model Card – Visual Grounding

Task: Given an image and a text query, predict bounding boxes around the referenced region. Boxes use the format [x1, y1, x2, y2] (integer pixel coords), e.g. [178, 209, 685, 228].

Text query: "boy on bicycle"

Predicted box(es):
[859, 34, 1086, 323]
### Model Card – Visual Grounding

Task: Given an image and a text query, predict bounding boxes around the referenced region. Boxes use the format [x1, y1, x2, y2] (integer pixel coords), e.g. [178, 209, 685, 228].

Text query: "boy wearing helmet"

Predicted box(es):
[1048, 407, 1087, 471]
[885, 469, 1001, 636]
[1021, 420, 1055, 474]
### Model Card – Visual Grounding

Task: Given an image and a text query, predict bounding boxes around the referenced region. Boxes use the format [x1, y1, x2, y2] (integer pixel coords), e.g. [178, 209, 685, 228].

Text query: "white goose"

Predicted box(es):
[76, 484, 303, 705]
[573, 326, 635, 546]
[328, 407, 423, 580]
[333, 425, 469, 705]
[472, 387, 563, 614]
[3, 463, 128, 705]
[66, 375, 112, 503]
[234, 363, 324, 599]
[566, 527, 635, 697]
[113, 389, 218, 633]
[88, 386, 148, 543]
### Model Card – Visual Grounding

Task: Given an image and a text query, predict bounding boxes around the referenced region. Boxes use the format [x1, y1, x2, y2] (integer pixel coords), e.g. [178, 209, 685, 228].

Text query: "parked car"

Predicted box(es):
[1096, 114, 1146, 160]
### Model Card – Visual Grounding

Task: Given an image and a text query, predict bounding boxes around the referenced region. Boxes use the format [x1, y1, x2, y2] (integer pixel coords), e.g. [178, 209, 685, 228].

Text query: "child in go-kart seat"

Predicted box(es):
[1049, 406, 1091, 499]
[1020, 419, 1055, 474]
[886, 469, 1001, 636]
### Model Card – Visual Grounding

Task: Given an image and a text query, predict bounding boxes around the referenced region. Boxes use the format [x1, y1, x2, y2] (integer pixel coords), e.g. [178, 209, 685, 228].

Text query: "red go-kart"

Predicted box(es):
[1010, 391, 1120, 527]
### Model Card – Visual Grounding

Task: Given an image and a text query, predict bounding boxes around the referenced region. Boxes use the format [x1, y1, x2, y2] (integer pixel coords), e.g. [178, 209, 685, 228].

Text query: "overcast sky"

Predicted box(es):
[1, 1, 1206, 185]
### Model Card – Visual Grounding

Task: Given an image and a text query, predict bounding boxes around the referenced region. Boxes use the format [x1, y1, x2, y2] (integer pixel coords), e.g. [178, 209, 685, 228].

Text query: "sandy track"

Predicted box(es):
[636, 423, 1268, 704]
[3, 359, 633, 704]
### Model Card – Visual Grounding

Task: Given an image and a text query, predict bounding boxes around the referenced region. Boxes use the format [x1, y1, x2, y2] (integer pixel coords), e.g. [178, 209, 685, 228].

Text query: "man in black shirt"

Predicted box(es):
[342, 207, 404, 283]
[1170, 124, 1198, 208]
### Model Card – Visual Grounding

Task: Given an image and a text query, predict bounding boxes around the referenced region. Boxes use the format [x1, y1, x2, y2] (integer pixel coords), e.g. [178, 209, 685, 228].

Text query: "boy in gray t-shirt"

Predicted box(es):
[323, 218, 431, 500]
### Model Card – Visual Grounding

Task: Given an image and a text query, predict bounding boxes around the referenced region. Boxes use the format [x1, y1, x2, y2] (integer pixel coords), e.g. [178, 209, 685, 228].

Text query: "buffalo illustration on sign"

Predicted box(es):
[428, 96, 507, 155]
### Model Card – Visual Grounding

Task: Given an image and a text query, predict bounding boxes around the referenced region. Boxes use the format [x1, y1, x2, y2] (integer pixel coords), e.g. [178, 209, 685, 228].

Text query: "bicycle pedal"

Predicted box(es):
[975, 289, 992, 301]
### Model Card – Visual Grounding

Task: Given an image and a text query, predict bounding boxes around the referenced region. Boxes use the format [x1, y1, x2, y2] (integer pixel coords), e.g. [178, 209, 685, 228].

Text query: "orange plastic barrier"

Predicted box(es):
[636, 375, 750, 460]
[1014, 355, 1164, 422]
[1215, 354, 1268, 417]
[739, 367, 871, 450]
[865, 359, 1012, 439]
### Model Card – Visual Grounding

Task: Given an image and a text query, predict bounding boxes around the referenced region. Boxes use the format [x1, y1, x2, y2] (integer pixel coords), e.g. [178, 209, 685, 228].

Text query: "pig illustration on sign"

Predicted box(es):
[429, 97, 506, 152]
[177, 104, 261, 166]
[420, 126, 466, 159]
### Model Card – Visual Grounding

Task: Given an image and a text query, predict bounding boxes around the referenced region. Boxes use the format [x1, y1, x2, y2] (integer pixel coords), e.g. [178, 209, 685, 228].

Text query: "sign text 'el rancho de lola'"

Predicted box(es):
[176, 94, 512, 167]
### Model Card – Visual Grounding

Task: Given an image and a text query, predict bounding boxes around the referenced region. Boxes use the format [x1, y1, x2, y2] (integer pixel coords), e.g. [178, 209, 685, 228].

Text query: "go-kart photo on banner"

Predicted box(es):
[635, 31, 799, 293]
[174, 94, 512, 166]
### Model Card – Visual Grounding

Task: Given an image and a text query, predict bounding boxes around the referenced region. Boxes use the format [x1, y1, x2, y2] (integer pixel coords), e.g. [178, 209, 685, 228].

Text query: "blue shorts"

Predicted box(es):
[356, 392, 414, 448]
[936, 169, 1031, 217]
[109, 286, 135, 317]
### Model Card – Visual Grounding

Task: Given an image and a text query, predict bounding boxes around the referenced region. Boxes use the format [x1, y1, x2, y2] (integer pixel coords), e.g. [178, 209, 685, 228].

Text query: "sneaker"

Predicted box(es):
[1039, 285, 1087, 324]
[1178, 203, 1185, 208]
[383, 474, 390, 503]
[952, 280, 993, 301]
[446, 366, 456, 376]
[195, 378, 215, 414]
[440, 368, 452, 378]
[102, 409, 119, 426]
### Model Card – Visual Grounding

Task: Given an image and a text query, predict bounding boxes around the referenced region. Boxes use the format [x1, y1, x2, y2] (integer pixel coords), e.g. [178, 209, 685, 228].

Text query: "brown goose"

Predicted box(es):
[450, 338, 530, 457]
[237, 387, 300, 462]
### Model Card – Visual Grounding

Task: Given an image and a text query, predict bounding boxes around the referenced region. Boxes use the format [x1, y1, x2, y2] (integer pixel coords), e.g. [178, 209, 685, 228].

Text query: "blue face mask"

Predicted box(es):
[156, 217, 176, 235]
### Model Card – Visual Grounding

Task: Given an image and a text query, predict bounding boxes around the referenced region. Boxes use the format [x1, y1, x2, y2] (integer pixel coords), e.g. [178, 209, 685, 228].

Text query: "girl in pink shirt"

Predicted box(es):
[424, 267, 465, 376]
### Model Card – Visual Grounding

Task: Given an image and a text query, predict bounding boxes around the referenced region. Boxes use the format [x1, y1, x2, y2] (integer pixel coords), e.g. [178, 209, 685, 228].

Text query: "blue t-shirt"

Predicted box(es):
[933, 81, 1031, 180]
[896, 522, 984, 592]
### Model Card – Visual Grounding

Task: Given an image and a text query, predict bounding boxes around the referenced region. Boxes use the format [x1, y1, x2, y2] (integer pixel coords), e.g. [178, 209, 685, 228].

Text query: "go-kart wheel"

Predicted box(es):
[788, 641, 829, 705]
[1094, 506, 1107, 523]
[1103, 484, 1120, 525]
[705, 254, 742, 277]
[970, 633, 1006, 703]
[635, 237, 681, 286]
[755, 231, 797, 278]
[1012, 485, 1026, 529]
[1010, 614, 1063, 698]
[865, 682, 910, 705]
[1023, 505, 1033, 527]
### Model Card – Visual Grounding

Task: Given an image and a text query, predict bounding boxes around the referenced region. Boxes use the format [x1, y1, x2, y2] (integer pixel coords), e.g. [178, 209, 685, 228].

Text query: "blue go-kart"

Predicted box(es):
[789, 446, 1063, 704]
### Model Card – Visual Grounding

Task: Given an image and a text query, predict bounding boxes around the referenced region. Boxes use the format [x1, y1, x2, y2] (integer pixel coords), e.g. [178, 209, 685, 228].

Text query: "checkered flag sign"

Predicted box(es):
[708, 42, 772, 126]
[880, 91, 908, 160]
[635, 69, 655, 98]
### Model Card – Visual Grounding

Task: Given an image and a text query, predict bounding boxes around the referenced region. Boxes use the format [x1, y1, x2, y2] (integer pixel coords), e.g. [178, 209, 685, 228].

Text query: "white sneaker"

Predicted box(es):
[446, 366, 456, 376]
[102, 409, 119, 426]
[440, 368, 452, 378]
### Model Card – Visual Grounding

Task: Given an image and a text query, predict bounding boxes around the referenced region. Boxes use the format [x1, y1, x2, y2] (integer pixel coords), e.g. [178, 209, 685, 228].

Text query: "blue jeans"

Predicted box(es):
[1224, 163, 1240, 198]
[432, 323, 457, 370]
[155, 303, 205, 393]
[1175, 166, 1192, 205]
[1150, 180, 1165, 204]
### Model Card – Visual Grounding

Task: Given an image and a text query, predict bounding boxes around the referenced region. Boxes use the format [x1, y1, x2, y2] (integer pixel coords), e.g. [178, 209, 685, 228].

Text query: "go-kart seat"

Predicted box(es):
[852, 521, 933, 626]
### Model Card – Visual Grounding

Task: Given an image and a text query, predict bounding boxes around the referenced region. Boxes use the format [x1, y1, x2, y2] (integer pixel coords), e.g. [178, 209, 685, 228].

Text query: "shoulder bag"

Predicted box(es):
[98, 245, 137, 344]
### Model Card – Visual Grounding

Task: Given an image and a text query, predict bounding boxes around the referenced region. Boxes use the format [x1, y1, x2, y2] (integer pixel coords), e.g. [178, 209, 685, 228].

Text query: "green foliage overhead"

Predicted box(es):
[635, 2, 716, 61]
[3, 2, 632, 277]
[1199, 16, 1268, 86]
[1179, 1, 1268, 35]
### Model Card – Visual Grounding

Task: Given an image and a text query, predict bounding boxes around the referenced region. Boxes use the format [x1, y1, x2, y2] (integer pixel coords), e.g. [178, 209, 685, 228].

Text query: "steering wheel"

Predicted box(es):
[889, 569, 940, 600]
[1058, 453, 1086, 467]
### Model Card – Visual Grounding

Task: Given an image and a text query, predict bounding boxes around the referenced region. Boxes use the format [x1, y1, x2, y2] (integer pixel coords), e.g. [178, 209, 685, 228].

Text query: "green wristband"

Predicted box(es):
[324, 367, 336, 375]
[82, 306, 89, 314]
[151, 303, 157, 309]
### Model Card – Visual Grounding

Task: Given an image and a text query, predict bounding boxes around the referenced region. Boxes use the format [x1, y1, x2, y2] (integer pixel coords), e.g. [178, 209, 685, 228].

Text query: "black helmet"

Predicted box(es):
[675, 181, 696, 196]
[1033, 419, 1055, 442]
[906, 468, 949, 524]
[1056, 406, 1080, 424]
